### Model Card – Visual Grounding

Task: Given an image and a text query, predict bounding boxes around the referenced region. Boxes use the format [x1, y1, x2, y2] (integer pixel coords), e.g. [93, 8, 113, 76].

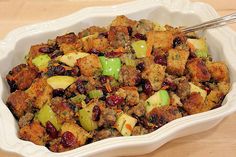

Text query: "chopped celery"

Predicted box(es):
[88, 90, 103, 99]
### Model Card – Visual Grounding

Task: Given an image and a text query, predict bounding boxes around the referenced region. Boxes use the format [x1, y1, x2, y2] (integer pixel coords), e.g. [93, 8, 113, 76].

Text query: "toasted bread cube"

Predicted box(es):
[167, 49, 189, 76]
[111, 15, 137, 27]
[183, 92, 204, 114]
[146, 31, 174, 52]
[19, 121, 46, 145]
[56, 32, 77, 45]
[142, 64, 166, 90]
[187, 58, 211, 82]
[77, 54, 102, 77]
[207, 61, 229, 82]
[202, 90, 224, 111]
[26, 78, 53, 109]
[116, 87, 139, 106]
[78, 26, 107, 38]
[108, 26, 129, 49]
[119, 65, 140, 86]
[6, 90, 31, 119]
[148, 106, 182, 126]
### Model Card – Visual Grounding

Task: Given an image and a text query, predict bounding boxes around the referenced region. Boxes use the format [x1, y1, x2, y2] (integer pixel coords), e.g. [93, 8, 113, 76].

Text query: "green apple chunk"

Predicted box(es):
[131, 40, 147, 58]
[115, 113, 137, 136]
[88, 90, 103, 99]
[145, 90, 170, 113]
[59, 52, 89, 67]
[189, 82, 207, 100]
[70, 94, 86, 103]
[99, 56, 121, 79]
[79, 104, 98, 131]
[37, 104, 61, 130]
[47, 76, 76, 89]
[32, 54, 51, 70]
[187, 38, 209, 58]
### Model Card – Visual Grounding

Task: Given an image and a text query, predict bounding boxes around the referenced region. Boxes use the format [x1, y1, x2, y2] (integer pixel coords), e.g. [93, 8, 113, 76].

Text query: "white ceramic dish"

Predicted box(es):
[0, 0, 236, 156]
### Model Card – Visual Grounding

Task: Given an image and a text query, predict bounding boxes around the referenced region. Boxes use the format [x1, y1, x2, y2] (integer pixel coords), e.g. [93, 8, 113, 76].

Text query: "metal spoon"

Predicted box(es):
[181, 12, 236, 33]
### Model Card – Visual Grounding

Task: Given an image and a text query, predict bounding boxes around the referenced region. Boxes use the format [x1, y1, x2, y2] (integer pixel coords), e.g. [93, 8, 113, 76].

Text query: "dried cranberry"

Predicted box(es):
[7, 79, 18, 93]
[61, 131, 76, 148]
[99, 32, 108, 38]
[52, 88, 65, 97]
[39, 47, 52, 53]
[142, 79, 153, 95]
[52, 65, 65, 75]
[49, 50, 63, 59]
[162, 79, 177, 91]
[105, 51, 123, 58]
[127, 26, 133, 36]
[134, 33, 147, 40]
[88, 49, 101, 55]
[154, 55, 167, 66]
[46, 121, 58, 139]
[84, 96, 90, 104]
[136, 62, 145, 72]
[135, 73, 142, 85]
[71, 67, 80, 76]
[100, 76, 109, 84]
[76, 81, 86, 94]
[92, 105, 101, 121]
[173, 37, 182, 48]
[64, 70, 72, 76]
[106, 95, 124, 106]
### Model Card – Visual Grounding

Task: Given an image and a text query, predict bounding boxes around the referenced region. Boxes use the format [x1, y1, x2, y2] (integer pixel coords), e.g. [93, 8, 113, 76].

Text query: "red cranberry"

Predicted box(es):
[88, 49, 101, 55]
[127, 26, 133, 36]
[52, 88, 65, 97]
[99, 32, 108, 38]
[162, 79, 177, 91]
[39, 47, 52, 53]
[52, 65, 66, 75]
[46, 121, 58, 139]
[134, 33, 147, 40]
[49, 50, 63, 59]
[142, 79, 153, 95]
[173, 37, 182, 48]
[71, 67, 80, 76]
[106, 95, 124, 106]
[92, 105, 101, 121]
[154, 55, 167, 66]
[76, 81, 87, 94]
[136, 62, 145, 72]
[100, 76, 109, 84]
[61, 131, 76, 148]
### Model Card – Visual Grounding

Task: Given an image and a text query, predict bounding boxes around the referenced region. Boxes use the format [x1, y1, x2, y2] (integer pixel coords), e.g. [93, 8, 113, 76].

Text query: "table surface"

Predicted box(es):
[0, 0, 236, 157]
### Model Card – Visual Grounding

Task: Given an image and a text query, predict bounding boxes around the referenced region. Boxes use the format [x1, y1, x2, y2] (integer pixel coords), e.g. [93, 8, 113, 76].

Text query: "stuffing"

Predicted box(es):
[77, 54, 102, 77]
[167, 48, 189, 76]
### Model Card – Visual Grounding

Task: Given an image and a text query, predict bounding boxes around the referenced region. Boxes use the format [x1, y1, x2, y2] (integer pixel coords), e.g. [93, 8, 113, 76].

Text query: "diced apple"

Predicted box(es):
[59, 52, 89, 67]
[132, 40, 147, 58]
[189, 82, 207, 100]
[47, 76, 76, 89]
[115, 113, 137, 136]
[187, 38, 209, 58]
[79, 104, 98, 131]
[37, 104, 61, 130]
[145, 90, 170, 113]
[32, 54, 51, 70]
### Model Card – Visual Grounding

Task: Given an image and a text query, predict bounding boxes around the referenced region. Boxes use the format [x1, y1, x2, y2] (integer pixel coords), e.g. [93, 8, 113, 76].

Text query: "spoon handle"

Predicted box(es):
[181, 12, 236, 33]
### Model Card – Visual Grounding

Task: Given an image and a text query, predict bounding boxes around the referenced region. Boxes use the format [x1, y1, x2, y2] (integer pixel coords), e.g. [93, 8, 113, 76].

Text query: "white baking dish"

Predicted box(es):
[0, 0, 236, 156]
